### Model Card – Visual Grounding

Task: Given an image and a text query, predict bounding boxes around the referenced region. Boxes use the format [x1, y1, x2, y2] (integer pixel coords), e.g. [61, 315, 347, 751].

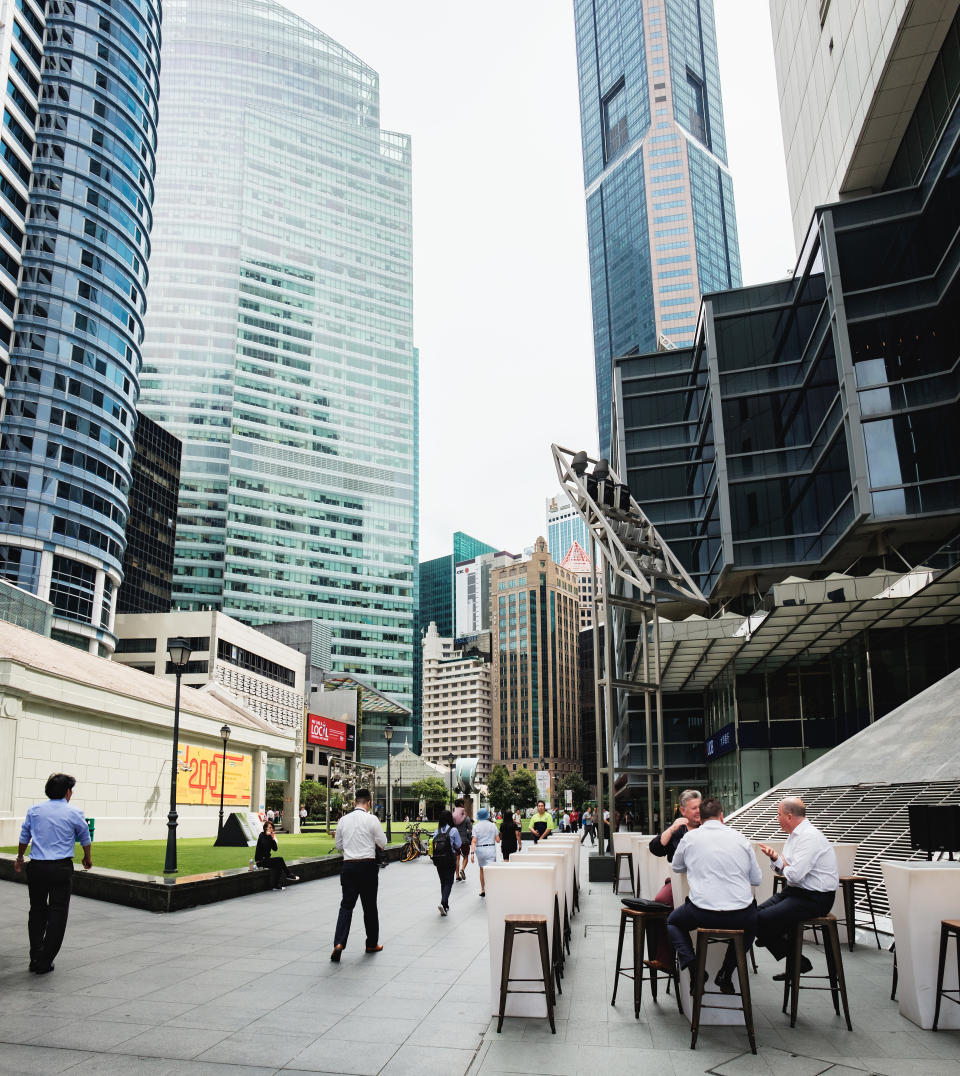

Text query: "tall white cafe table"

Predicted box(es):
[537, 836, 580, 910]
[520, 849, 574, 949]
[484, 863, 561, 1019]
[882, 860, 960, 1030]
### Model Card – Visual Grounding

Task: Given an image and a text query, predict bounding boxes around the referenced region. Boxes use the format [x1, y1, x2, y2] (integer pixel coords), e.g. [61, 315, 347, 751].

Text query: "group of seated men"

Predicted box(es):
[648, 790, 839, 993]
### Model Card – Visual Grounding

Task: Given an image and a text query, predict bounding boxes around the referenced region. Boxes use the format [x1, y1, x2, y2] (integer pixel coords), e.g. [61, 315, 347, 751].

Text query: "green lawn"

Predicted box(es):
[1, 833, 343, 877]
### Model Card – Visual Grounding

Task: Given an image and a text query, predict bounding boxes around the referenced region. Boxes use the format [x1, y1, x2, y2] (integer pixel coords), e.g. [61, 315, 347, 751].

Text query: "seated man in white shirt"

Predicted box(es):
[667, 797, 761, 994]
[756, 797, 839, 980]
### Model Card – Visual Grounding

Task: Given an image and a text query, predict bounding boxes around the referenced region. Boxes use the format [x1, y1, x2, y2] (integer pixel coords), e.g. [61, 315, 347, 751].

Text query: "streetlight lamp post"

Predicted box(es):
[163, 638, 193, 873]
[214, 724, 231, 845]
[384, 724, 393, 844]
[446, 752, 456, 808]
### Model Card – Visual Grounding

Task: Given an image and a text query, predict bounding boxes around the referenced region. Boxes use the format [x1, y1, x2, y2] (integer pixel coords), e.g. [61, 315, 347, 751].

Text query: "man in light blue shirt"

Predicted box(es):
[15, 773, 92, 974]
[668, 797, 761, 993]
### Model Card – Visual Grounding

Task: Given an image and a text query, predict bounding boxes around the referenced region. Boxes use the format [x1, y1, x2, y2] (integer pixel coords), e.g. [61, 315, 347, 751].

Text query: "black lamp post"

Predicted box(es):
[447, 752, 456, 807]
[164, 638, 192, 873]
[214, 723, 231, 844]
[384, 723, 393, 843]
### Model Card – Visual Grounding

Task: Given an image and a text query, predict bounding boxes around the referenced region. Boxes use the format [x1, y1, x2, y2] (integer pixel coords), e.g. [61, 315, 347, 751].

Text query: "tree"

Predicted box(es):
[265, 780, 285, 813]
[560, 771, 592, 810]
[299, 780, 326, 819]
[487, 765, 513, 815]
[510, 768, 538, 811]
[410, 776, 449, 812]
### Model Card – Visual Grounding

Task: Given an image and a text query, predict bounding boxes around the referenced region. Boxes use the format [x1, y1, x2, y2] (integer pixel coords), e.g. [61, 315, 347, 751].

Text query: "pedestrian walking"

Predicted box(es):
[452, 799, 472, 882]
[469, 808, 500, 896]
[299, 806, 308, 827]
[580, 807, 596, 844]
[331, 789, 386, 962]
[500, 811, 522, 861]
[431, 809, 462, 916]
[15, 773, 92, 974]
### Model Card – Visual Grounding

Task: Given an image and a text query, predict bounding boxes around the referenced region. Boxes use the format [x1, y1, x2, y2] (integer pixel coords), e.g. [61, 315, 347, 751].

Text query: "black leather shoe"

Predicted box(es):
[32, 963, 54, 975]
[715, 969, 736, 995]
[330, 945, 343, 963]
[773, 955, 812, 981]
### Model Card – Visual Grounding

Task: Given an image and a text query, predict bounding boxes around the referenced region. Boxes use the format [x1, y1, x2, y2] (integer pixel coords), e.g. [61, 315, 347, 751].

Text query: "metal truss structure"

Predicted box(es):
[552, 444, 708, 853]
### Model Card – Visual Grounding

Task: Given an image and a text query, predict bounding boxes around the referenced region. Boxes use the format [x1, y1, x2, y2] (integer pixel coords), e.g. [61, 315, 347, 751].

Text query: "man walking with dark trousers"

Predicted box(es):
[756, 797, 838, 980]
[331, 788, 386, 962]
[15, 773, 93, 974]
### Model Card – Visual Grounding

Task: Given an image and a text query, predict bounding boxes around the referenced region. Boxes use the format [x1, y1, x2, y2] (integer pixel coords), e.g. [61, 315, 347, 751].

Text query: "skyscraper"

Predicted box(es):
[138, 1, 417, 707]
[546, 492, 589, 563]
[0, 0, 163, 654]
[573, 0, 742, 455]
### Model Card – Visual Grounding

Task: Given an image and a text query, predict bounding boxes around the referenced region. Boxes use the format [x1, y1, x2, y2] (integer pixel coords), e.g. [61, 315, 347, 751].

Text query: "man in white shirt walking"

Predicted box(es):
[668, 797, 761, 993]
[756, 797, 838, 979]
[331, 789, 387, 962]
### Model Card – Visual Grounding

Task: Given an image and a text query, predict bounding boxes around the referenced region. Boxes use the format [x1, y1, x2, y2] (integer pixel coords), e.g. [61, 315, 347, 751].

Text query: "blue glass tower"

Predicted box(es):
[574, 0, 741, 456]
[0, 0, 162, 654]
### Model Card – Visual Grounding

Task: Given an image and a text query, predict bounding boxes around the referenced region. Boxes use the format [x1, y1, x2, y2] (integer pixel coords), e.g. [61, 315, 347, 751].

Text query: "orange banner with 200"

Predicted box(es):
[176, 743, 251, 806]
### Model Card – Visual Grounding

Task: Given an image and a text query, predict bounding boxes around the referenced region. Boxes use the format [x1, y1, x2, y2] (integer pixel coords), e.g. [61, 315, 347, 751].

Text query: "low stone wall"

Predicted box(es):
[0, 844, 406, 913]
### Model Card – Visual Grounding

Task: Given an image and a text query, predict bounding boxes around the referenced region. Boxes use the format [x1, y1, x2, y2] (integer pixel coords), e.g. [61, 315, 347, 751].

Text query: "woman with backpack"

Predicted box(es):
[431, 809, 462, 916]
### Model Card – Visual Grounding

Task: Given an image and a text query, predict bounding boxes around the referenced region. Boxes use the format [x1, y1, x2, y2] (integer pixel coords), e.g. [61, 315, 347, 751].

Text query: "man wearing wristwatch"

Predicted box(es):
[15, 773, 93, 974]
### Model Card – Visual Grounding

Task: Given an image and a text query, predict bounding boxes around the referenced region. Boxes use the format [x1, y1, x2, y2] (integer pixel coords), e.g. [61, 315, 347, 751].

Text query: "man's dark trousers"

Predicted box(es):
[667, 898, 757, 973]
[26, 858, 74, 967]
[435, 857, 456, 909]
[755, 886, 835, 960]
[334, 859, 379, 949]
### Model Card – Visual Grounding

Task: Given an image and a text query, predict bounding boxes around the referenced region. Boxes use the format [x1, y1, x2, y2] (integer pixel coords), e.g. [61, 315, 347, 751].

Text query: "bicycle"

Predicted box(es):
[402, 823, 430, 861]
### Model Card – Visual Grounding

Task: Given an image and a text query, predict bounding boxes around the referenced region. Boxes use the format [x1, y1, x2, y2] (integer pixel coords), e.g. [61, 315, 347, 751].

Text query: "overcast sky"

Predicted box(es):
[283, 1, 797, 561]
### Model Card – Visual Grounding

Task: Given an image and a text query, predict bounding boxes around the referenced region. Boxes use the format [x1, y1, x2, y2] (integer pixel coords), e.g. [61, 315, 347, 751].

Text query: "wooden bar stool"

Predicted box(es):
[611, 903, 682, 1018]
[614, 851, 636, 896]
[497, 914, 555, 1034]
[933, 919, 960, 1030]
[782, 914, 852, 1030]
[689, 929, 756, 1055]
[838, 875, 882, 951]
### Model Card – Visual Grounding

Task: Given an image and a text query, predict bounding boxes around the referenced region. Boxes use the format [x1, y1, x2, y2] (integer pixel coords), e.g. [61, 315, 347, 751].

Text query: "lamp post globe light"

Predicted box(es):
[384, 723, 393, 843]
[164, 638, 193, 873]
[446, 752, 456, 807]
[214, 724, 231, 845]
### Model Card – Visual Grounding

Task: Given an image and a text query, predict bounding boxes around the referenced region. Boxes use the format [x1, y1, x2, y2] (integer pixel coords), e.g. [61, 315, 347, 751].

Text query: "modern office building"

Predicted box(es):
[0, 0, 163, 654]
[421, 621, 493, 782]
[491, 537, 581, 789]
[113, 609, 306, 732]
[137, 0, 417, 709]
[771, 0, 960, 249]
[606, 2, 960, 810]
[116, 412, 181, 615]
[454, 548, 522, 637]
[573, 0, 742, 456]
[559, 539, 597, 630]
[546, 492, 590, 564]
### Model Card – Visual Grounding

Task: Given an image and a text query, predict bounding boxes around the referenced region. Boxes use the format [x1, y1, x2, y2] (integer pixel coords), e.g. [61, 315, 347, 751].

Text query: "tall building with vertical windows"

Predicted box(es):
[137, 0, 417, 708]
[573, 0, 742, 455]
[0, 0, 162, 654]
[546, 492, 590, 564]
[491, 537, 581, 789]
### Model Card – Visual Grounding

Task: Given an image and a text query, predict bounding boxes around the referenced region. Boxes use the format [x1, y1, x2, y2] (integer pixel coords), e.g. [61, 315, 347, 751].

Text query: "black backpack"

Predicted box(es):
[432, 827, 454, 862]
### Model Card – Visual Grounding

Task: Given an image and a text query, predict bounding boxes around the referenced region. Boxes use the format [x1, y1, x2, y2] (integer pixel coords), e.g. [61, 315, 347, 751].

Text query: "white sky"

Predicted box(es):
[284, 1, 797, 561]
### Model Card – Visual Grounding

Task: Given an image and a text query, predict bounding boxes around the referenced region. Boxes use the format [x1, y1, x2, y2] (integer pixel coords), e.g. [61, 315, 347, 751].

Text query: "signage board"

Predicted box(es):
[704, 722, 736, 761]
[307, 712, 348, 750]
[176, 743, 251, 807]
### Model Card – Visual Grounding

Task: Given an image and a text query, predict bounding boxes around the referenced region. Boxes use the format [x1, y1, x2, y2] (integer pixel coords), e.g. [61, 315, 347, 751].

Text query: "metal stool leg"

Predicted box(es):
[788, 923, 804, 1028]
[823, 923, 841, 1015]
[733, 935, 757, 1055]
[841, 879, 856, 952]
[536, 922, 557, 1033]
[632, 912, 643, 1018]
[863, 881, 881, 949]
[689, 934, 710, 1051]
[826, 920, 852, 1031]
[497, 923, 516, 1033]
[891, 943, 898, 1001]
[611, 908, 627, 1006]
[934, 922, 949, 1031]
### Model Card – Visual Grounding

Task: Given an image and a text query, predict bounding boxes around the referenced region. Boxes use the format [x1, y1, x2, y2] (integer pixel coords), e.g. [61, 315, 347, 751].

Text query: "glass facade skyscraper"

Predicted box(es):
[573, 0, 741, 456]
[0, 0, 162, 654]
[138, 0, 417, 707]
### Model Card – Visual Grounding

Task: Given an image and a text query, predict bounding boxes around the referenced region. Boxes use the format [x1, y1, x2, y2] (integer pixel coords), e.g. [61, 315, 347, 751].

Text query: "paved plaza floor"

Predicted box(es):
[1, 842, 959, 1075]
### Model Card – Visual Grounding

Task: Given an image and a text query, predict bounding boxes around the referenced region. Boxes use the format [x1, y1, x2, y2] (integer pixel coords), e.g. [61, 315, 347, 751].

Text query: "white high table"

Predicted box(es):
[520, 847, 575, 944]
[882, 860, 960, 1029]
[538, 835, 580, 904]
[484, 862, 563, 1019]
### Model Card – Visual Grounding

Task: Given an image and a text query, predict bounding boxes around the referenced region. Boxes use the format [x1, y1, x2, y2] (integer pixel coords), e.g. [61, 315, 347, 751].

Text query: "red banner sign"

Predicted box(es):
[307, 713, 347, 750]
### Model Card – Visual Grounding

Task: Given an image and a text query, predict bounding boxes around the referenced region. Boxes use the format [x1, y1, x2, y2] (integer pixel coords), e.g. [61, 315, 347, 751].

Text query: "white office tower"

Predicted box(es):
[421, 622, 493, 781]
[455, 550, 521, 637]
[546, 493, 590, 564]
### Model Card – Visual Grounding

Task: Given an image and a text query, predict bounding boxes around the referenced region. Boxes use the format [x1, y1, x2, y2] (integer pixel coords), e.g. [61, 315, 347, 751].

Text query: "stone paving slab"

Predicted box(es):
[2, 840, 960, 1074]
